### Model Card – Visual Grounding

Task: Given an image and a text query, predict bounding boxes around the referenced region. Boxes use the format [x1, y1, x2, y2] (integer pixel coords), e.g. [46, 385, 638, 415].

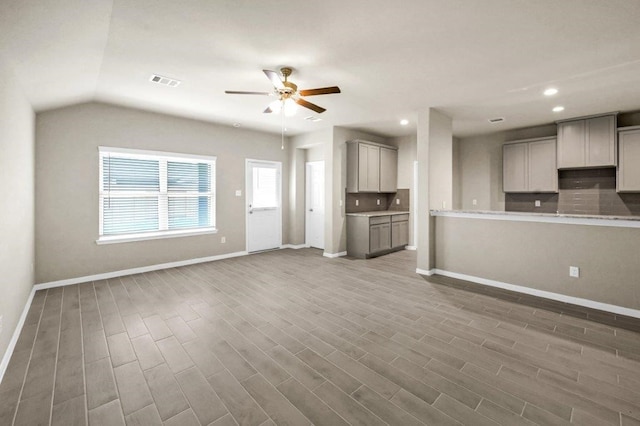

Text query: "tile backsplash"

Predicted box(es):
[346, 189, 410, 213]
[506, 168, 640, 216]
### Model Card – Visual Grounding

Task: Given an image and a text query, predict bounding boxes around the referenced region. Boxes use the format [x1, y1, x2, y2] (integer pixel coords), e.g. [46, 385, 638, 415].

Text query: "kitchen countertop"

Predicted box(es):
[430, 209, 640, 228]
[346, 210, 409, 217]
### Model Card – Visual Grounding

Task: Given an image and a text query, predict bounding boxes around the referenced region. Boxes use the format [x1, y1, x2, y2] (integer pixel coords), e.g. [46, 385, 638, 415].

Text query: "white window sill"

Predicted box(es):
[96, 227, 217, 245]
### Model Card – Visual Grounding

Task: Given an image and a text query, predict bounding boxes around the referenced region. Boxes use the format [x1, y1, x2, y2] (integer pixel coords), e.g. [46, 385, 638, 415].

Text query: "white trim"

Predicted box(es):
[405, 246, 417, 251]
[323, 251, 347, 258]
[416, 268, 434, 276]
[430, 269, 640, 319]
[0, 287, 36, 385]
[431, 210, 640, 229]
[280, 244, 307, 249]
[35, 251, 248, 290]
[99, 146, 218, 163]
[96, 227, 217, 245]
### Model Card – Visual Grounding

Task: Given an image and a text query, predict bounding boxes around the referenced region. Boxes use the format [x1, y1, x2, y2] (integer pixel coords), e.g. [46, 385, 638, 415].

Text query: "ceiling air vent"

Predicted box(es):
[149, 74, 181, 87]
[304, 116, 322, 122]
[488, 117, 505, 124]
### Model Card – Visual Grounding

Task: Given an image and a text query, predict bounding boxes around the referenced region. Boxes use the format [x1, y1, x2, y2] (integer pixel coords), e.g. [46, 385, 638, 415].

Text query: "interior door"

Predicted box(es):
[246, 160, 282, 252]
[305, 161, 325, 249]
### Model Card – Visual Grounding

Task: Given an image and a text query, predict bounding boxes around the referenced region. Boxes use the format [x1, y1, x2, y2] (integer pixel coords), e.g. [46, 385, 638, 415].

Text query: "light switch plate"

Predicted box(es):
[376, 199, 380, 205]
[235, 190, 242, 197]
[535, 200, 541, 207]
[355, 200, 359, 206]
[569, 266, 580, 278]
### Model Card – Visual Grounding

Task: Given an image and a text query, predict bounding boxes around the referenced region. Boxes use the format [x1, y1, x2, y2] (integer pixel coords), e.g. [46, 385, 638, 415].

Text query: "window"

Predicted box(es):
[98, 147, 216, 243]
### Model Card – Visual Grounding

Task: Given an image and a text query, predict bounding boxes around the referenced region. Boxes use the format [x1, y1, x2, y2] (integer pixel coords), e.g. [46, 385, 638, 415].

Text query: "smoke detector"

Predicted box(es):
[149, 74, 181, 87]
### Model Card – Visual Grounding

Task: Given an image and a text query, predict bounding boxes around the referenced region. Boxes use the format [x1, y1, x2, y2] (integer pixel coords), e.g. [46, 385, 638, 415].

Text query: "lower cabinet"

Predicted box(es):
[347, 213, 409, 259]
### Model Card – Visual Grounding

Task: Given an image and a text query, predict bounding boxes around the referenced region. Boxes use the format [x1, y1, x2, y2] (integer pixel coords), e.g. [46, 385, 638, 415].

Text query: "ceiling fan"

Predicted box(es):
[225, 67, 340, 115]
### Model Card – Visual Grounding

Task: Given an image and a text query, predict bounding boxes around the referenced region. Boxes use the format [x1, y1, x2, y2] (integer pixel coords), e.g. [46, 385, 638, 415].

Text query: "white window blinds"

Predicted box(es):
[99, 147, 216, 239]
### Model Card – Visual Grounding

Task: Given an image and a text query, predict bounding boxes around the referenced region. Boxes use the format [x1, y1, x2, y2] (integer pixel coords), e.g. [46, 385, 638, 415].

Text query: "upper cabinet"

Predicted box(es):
[617, 127, 640, 192]
[347, 140, 398, 193]
[503, 137, 557, 193]
[557, 114, 616, 168]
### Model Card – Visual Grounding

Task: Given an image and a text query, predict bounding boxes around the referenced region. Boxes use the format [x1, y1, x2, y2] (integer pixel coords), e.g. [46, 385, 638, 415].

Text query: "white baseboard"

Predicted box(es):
[0, 287, 36, 385]
[323, 251, 347, 259]
[35, 250, 248, 290]
[281, 244, 308, 250]
[415, 268, 434, 276]
[405, 246, 417, 251]
[431, 268, 640, 319]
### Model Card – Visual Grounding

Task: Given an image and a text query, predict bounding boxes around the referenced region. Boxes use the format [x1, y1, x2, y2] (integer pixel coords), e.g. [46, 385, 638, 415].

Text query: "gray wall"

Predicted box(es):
[435, 216, 640, 311]
[0, 58, 35, 367]
[36, 102, 290, 283]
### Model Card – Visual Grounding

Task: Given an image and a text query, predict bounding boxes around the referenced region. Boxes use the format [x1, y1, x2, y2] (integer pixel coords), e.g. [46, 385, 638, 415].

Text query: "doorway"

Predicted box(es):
[246, 159, 282, 252]
[305, 161, 325, 249]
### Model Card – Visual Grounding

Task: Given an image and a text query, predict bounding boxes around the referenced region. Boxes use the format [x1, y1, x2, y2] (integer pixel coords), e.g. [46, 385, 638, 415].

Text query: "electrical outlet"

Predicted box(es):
[472, 199, 477, 206]
[442, 201, 446, 209]
[355, 199, 359, 206]
[569, 266, 580, 278]
[235, 190, 242, 197]
[376, 199, 380, 206]
[396, 199, 400, 205]
[535, 200, 541, 207]
[221, 236, 226, 243]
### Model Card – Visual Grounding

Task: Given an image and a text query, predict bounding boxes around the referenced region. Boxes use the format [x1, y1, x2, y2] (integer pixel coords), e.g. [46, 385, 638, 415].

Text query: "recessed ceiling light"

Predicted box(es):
[233, 122, 241, 127]
[400, 119, 409, 125]
[552, 106, 565, 112]
[544, 88, 558, 96]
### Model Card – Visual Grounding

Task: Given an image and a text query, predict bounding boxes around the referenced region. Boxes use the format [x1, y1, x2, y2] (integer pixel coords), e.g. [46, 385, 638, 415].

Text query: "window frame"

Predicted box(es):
[97, 146, 217, 245]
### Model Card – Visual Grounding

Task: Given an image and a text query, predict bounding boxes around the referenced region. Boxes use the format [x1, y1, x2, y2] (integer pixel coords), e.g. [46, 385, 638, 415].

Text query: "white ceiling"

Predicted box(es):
[2, 0, 640, 138]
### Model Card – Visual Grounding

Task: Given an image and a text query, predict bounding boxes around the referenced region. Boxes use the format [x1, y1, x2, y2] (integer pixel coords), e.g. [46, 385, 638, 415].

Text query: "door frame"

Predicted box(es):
[245, 159, 283, 252]
[305, 160, 325, 249]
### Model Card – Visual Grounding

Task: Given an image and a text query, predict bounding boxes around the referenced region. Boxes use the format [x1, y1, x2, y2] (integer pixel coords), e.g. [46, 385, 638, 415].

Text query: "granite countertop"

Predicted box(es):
[346, 210, 410, 217]
[430, 209, 640, 222]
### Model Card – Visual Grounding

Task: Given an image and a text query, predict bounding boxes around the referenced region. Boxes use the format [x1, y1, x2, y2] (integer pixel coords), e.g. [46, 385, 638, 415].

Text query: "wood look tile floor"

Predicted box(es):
[1, 249, 640, 426]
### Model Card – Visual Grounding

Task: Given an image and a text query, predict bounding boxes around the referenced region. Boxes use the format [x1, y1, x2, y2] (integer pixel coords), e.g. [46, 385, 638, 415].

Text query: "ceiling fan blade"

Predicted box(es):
[225, 90, 271, 95]
[263, 70, 284, 90]
[295, 98, 326, 114]
[299, 86, 341, 96]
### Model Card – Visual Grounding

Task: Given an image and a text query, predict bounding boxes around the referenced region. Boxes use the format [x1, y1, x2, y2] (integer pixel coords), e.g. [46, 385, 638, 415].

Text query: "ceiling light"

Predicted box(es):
[233, 123, 241, 128]
[400, 119, 409, 125]
[283, 98, 298, 117]
[544, 88, 558, 96]
[552, 106, 565, 112]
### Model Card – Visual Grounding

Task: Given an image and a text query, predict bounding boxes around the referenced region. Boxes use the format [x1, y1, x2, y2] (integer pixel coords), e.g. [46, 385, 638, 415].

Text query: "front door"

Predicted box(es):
[246, 160, 282, 252]
[305, 161, 325, 249]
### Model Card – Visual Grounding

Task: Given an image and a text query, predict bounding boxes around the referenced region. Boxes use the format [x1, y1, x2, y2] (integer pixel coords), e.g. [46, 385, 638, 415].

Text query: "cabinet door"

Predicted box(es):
[503, 143, 528, 192]
[369, 224, 382, 252]
[618, 129, 640, 192]
[358, 144, 380, 192]
[557, 120, 586, 168]
[587, 115, 616, 167]
[379, 147, 398, 193]
[379, 223, 391, 250]
[391, 221, 408, 247]
[528, 139, 557, 192]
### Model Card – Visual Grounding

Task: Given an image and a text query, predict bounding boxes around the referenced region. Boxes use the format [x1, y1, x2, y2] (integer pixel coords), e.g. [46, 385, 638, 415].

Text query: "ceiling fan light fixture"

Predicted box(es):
[284, 98, 298, 116]
[268, 99, 282, 114]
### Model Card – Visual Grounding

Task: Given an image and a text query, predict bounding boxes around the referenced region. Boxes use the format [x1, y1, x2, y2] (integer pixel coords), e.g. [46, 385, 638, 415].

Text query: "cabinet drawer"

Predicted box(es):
[391, 214, 409, 222]
[369, 215, 391, 225]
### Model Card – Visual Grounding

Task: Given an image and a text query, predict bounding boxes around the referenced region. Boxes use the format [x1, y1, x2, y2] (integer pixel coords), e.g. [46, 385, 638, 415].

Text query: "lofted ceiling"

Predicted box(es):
[2, 0, 640, 138]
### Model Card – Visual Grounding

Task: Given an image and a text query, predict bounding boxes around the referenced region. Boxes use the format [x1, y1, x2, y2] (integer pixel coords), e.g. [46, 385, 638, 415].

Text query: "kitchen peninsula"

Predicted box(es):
[430, 209, 640, 317]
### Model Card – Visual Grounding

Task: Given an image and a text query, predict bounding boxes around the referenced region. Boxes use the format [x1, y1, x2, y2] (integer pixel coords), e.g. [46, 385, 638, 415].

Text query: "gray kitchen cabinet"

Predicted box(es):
[379, 147, 398, 193]
[391, 214, 409, 247]
[617, 127, 640, 192]
[557, 114, 616, 168]
[503, 137, 557, 193]
[347, 140, 398, 193]
[347, 212, 408, 258]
